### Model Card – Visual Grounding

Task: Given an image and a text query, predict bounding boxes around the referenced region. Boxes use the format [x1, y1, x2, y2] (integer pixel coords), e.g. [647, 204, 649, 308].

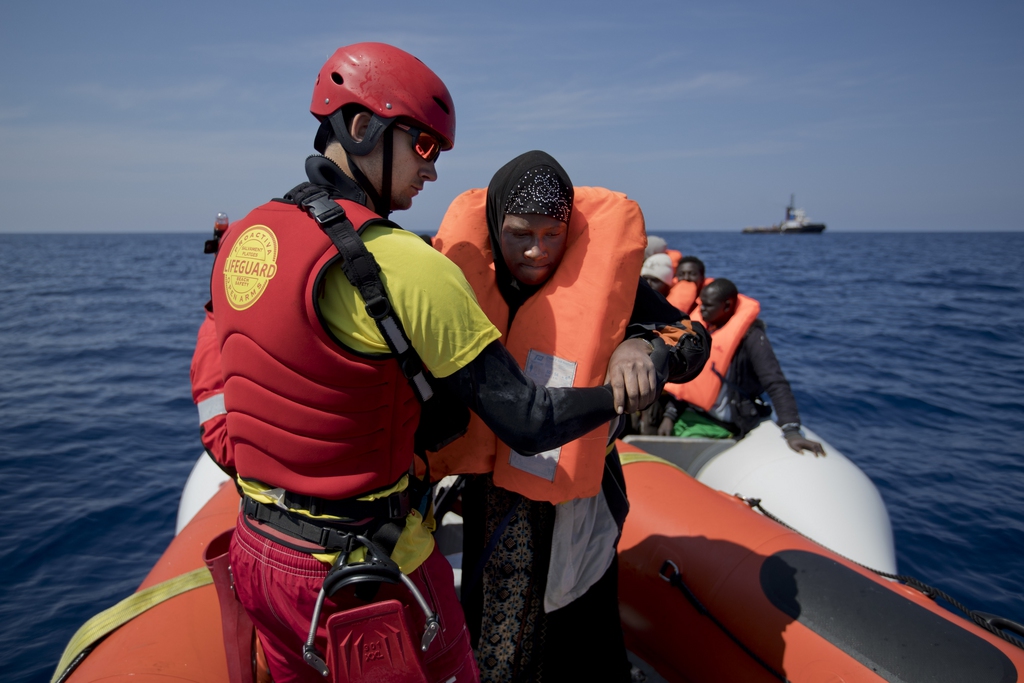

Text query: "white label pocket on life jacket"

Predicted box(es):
[508, 350, 578, 481]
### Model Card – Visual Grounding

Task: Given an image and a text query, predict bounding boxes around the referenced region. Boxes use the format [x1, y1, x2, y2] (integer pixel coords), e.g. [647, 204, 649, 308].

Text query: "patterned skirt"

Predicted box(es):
[460, 470, 632, 683]
[461, 475, 555, 683]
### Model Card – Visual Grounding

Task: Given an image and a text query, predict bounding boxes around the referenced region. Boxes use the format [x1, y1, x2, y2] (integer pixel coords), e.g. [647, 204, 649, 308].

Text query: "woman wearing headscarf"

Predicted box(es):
[431, 151, 709, 682]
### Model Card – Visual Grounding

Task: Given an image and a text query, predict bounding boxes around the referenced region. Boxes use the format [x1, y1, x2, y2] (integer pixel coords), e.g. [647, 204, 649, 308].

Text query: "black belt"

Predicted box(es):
[242, 488, 410, 552]
[279, 488, 411, 520]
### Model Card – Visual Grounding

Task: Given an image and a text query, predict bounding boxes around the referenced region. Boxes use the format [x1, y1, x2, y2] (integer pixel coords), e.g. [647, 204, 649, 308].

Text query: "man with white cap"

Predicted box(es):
[641, 252, 675, 296]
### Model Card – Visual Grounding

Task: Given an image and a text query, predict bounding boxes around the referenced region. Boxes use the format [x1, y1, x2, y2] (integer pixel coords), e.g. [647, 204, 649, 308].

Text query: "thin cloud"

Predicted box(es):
[473, 86, 627, 131]
[604, 139, 793, 164]
[0, 122, 308, 232]
[188, 36, 329, 66]
[471, 70, 753, 132]
[640, 71, 752, 98]
[69, 81, 228, 111]
[0, 105, 32, 122]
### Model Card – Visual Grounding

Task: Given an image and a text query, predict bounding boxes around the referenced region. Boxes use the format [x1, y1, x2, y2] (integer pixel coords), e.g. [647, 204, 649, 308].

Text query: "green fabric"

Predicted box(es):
[673, 409, 736, 439]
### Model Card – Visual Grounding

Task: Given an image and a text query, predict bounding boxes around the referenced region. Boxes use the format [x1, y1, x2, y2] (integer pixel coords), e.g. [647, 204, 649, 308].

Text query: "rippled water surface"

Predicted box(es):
[2, 232, 1022, 681]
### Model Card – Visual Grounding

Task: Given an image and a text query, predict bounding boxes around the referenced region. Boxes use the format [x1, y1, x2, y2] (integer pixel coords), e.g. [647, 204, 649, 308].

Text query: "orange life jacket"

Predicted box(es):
[430, 186, 646, 503]
[663, 293, 760, 411]
[663, 274, 712, 313]
[666, 280, 699, 314]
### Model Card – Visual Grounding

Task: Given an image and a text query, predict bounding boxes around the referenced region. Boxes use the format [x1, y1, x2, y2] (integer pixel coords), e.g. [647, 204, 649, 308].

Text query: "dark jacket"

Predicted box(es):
[722, 319, 801, 434]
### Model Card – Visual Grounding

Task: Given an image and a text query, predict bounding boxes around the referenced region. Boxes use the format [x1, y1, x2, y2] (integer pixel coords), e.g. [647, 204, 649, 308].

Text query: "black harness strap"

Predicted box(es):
[281, 488, 411, 521]
[292, 183, 441, 537]
[242, 493, 409, 554]
[292, 184, 434, 403]
[243, 497, 360, 552]
[279, 174, 469, 456]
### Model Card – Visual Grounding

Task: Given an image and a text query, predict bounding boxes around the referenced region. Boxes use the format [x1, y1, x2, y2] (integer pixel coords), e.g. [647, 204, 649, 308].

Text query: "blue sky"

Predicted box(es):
[1, 1, 1021, 232]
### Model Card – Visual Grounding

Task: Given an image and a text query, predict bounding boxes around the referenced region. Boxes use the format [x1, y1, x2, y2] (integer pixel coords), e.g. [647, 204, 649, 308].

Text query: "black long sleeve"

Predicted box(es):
[442, 341, 618, 456]
[628, 277, 686, 328]
[436, 278, 705, 456]
[735, 322, 801, 427]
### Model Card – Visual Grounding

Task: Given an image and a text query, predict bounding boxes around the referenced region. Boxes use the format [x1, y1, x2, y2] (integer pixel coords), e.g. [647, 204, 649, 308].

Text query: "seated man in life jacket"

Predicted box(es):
[676, 255, 706, 297]
[430, 151, 709, 683]
[664, 278, 825, 455]
[641, 252, 675, 297]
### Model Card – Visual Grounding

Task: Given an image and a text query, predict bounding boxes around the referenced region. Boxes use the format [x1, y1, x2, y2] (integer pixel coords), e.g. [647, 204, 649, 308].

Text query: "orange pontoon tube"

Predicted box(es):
[60, 446, 1024, 682]
[616, 440, 1024, 682]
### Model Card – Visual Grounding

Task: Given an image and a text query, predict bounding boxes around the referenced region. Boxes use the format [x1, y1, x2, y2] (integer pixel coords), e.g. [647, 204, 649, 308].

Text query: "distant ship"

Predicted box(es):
[743, 194, 826, 233]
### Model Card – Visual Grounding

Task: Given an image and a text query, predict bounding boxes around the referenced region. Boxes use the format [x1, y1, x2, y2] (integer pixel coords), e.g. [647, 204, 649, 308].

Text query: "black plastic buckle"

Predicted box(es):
[304, 193, 346, 225]
[244, 496, 270, 523]
[317, 526, 356, 553]
[399, 354, 423, 380]
[364, 296, 392, 320]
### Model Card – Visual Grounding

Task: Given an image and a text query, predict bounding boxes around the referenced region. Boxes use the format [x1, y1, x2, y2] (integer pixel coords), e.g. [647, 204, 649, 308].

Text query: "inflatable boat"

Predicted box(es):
[55, 427, 1024, 683]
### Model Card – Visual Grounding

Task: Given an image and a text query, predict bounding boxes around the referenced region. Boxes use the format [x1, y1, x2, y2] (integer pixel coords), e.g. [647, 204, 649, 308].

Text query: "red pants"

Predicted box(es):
[230, 513, 479, 683]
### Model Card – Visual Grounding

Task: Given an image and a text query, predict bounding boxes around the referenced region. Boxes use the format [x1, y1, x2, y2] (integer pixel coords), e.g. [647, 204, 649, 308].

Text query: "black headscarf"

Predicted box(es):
[486, 151, 574, 321]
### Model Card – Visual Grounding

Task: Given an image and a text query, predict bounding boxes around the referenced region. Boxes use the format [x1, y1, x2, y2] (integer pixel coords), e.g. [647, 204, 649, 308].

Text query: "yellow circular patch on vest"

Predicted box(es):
[223, 225, 279, 311]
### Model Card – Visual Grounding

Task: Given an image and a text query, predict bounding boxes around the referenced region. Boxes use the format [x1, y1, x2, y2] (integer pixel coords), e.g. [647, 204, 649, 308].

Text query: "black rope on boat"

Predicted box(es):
[739, 496, 1024, 652]
[659, 559, 791, 682]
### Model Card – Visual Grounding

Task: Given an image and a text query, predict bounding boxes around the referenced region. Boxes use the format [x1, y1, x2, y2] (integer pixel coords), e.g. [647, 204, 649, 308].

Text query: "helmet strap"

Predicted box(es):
[344, 125, 393, 219]
[329, 110, 392, 157]
[380, 126, 393, 219]
[328, 109, 395, 218]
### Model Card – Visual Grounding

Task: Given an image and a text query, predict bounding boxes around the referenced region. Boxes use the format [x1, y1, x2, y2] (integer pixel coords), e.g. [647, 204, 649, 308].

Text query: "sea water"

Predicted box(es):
[1, 232, 1022, 681]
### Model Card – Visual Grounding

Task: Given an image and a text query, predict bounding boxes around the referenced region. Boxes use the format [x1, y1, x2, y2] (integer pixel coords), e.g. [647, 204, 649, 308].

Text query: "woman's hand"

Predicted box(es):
[605, 338, 658, 415]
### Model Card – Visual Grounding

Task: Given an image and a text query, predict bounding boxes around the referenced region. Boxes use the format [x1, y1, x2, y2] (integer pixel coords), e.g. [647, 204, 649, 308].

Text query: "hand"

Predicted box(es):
[785, 431, 826, 457]
[605, 338, 658, 415]
[657, 416, 675, 436]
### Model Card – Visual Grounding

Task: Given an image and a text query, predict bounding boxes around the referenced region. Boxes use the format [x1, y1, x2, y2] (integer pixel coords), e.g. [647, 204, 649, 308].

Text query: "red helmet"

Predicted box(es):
[311, 42, 455, 154]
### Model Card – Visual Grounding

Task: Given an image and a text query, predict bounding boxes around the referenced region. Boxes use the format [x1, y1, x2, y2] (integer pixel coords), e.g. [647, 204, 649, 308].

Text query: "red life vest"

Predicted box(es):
[190, 307, 230, 469]
[663, 293, 760, 411]
[212, 198, 420, 499]
[430, 187, 646, 503]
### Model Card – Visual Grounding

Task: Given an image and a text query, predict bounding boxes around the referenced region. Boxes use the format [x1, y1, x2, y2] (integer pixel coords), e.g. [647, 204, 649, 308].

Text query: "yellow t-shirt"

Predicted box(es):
[318, 224, 500, 378]
[278, 224, 499, 574]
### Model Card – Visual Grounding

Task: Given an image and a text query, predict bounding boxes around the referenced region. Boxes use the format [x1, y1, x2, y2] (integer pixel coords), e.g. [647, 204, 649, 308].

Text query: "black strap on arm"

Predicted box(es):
[291, 183, 434, 403]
